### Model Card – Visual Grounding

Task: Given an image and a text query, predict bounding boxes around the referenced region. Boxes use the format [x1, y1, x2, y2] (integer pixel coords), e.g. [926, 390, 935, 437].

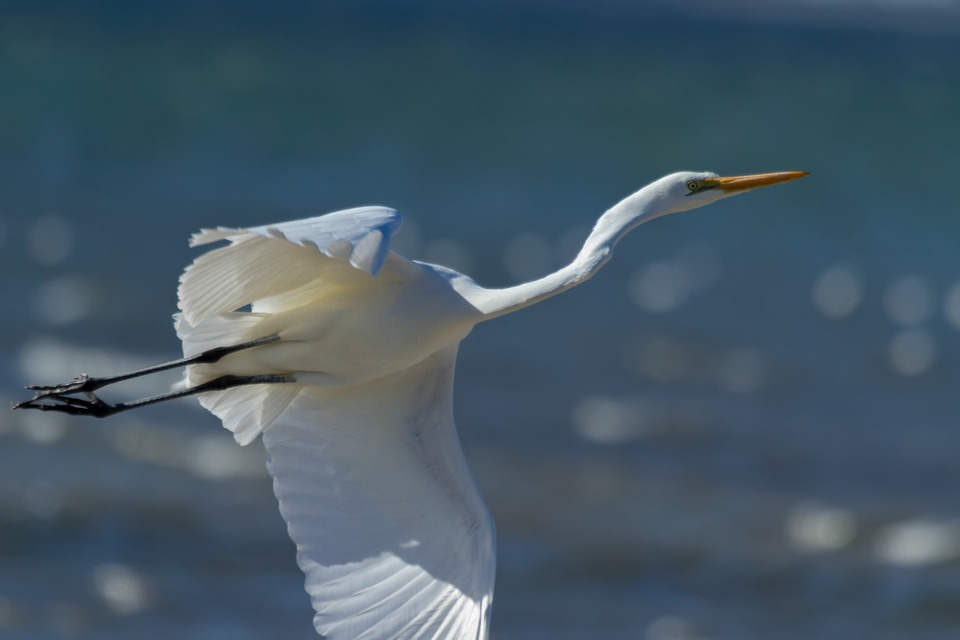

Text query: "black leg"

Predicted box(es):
[13, 373, 295, 418]
[23, 334, 281, 396]
[13, 335, 286, 417]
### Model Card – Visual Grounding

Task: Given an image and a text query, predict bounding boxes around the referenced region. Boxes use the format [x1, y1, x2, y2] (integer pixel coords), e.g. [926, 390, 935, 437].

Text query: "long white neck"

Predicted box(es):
[464, 187, 675, 320]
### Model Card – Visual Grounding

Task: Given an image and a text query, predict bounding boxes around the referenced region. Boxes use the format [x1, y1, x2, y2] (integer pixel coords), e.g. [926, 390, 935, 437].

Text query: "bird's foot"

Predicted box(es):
[25, 373, 105, 395]
[14, 375, 120, 417]
[13, 390, 118, 417]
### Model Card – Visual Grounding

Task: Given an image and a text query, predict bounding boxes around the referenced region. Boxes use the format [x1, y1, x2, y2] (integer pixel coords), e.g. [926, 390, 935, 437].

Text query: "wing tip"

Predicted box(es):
[189, 226, 240, 248]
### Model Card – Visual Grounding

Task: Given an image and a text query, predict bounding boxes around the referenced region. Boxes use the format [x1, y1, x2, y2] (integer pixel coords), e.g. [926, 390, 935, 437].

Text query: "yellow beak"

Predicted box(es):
[707, 170, 809, 194]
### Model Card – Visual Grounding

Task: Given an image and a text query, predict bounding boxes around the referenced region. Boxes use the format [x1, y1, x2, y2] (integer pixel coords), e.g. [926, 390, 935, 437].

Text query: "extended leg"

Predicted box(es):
[14, 334, 285, 416]
[14, 373, 295, 418]
[21, 334, 281, 398]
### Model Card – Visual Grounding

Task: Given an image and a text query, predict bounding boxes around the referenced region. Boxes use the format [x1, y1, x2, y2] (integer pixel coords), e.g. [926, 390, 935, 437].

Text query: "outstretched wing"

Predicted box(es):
[178, 206, 402, 326]
[262, 347, 495, 640]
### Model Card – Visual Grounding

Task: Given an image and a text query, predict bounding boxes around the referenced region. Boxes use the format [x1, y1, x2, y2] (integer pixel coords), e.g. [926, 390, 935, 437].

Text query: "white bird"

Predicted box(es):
[16, 170, 806, 640]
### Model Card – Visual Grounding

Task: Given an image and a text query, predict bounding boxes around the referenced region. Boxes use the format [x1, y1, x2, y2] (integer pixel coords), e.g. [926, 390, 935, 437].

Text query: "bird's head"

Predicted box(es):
[626, 169, 809, 220]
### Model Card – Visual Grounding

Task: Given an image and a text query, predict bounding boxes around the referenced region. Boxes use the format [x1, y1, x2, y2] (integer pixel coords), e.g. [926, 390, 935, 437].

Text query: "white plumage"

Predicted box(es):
[177, 208, 493, 638]
[18, 171, 806, 639]
[263, 348, 492, 640]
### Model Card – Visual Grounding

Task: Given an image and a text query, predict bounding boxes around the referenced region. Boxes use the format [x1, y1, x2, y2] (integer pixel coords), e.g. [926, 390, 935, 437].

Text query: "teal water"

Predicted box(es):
[2, 3, 960, 639]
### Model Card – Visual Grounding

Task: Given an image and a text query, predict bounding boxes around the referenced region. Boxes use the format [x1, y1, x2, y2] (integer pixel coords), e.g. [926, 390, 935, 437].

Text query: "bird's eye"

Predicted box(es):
[686, 181, 700, 192]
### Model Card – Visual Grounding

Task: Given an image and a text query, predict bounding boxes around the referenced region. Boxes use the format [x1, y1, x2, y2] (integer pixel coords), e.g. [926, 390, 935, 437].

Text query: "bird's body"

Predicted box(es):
[16, 170, 807, 640]
[180, 241, 478, 402]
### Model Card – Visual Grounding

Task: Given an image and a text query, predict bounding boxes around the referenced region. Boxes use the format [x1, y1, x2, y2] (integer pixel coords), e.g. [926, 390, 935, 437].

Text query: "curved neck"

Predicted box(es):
[464, 192, 665, 320]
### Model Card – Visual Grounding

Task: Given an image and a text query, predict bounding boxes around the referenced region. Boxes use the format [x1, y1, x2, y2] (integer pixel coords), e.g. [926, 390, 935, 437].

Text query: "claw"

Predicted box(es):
[13, 388, 117, 418]
[25, 374, 102, 396]
[15, 374, 117, 417]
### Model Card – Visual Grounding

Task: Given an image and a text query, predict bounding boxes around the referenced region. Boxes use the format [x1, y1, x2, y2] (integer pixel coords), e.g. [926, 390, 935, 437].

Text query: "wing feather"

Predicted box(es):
[199, 383, 304, 446]
[261, 348, 494, 640]
[178, 206, 400, 326]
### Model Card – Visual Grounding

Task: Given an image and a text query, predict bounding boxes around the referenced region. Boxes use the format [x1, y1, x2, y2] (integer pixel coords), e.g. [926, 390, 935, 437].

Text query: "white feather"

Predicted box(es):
[178, 206, 400, 326]
[262, 348, 494, 640]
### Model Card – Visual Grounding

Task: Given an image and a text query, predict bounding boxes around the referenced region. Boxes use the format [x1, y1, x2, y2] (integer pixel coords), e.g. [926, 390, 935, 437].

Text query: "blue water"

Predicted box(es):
[3, 2, 960, 638]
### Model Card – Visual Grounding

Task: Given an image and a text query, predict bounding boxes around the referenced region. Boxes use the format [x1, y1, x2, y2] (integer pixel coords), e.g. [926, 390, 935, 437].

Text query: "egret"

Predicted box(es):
[16, 170, 806, 639]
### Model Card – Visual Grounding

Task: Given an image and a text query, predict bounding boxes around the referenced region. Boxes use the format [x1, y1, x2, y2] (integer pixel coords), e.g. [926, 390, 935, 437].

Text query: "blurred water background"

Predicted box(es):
[3, 1, 960, 638]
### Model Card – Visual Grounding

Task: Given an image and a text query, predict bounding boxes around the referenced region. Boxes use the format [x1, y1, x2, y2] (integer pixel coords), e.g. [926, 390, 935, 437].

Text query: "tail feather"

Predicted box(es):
[174, 311, 269, 358]
[175, 312, 301, 445]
